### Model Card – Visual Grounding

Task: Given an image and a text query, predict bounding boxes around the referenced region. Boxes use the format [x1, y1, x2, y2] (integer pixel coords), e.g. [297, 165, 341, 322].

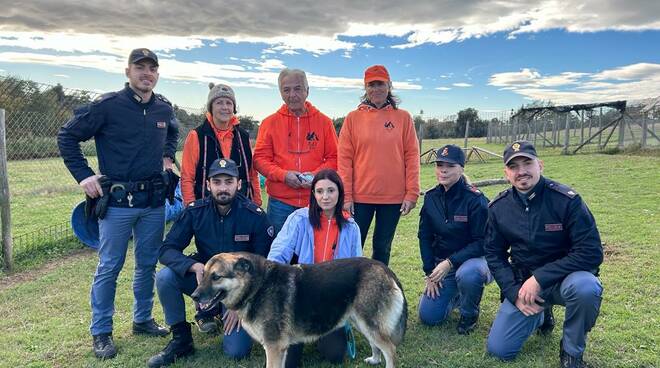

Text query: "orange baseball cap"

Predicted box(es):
[364, 65, 390, 84]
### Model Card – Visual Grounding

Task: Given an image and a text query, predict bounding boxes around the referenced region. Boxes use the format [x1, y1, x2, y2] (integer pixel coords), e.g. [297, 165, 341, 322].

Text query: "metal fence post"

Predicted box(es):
[641, 114, 648, 148]
[0, 108, 13, 271]
[563, 112, 570, 154]
[618, 113, 626, 148]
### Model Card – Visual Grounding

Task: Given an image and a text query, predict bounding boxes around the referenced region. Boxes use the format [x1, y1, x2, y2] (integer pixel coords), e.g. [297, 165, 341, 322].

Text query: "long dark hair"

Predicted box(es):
[360, 90, 400, 110]
[308, 169, 347, 230]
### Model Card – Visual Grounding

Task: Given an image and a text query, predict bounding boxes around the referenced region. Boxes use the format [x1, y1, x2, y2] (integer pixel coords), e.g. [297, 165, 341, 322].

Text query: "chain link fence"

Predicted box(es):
[0, 76, 206, 270]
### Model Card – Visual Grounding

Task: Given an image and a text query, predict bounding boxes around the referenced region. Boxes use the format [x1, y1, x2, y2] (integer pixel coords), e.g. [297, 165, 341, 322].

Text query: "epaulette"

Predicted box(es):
[546, 180, 578, 199]
[156, 93, 172, 106]
[92, 92, 118, 104]
[464, 183, 483, 196]
[423, 186, 438, 196]
[488, 189, 510, 207]
[187, 198, 210, 210]
[244, 200, 266, 215]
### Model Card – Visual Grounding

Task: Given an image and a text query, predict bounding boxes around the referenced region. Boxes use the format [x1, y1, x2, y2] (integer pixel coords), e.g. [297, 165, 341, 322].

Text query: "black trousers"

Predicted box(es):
[285, 328, 347, 367]
[353, 203, 402, 266]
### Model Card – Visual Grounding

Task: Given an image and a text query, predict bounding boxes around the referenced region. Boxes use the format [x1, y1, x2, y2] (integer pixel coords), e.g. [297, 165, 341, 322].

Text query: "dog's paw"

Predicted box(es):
[364, 356, 381, 365]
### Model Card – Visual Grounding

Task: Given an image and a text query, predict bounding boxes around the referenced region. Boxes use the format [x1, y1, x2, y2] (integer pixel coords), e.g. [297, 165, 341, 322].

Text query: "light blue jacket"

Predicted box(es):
[267, 207, 363, 264]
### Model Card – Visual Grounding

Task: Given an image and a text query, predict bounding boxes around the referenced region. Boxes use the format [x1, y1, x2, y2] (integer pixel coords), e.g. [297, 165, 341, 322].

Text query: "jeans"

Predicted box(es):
[267, 197, 300, 236]
[487, 271, 603, 360]
[90, 205, 164, 336]
[352, 203, 402, 266]
[156, 267, 253, 359]
[419, 257, 493, 325]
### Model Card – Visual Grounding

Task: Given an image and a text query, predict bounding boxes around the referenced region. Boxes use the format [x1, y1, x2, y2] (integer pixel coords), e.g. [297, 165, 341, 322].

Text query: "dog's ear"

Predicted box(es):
[234, 258, 253, 274]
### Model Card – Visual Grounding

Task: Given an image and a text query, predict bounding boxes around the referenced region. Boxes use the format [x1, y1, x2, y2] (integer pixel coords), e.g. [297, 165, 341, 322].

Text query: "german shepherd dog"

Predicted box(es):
[191, 252, 407, 368]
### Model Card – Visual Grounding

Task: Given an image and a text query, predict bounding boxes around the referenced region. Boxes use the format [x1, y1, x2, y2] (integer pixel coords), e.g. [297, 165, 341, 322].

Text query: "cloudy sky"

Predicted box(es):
[1, 0, 659, 119]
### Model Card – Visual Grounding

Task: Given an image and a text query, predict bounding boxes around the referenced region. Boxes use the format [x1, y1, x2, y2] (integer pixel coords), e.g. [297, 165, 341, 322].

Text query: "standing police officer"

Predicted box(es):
[58, 48, 179, 359]
[148, 158, 273, 367]
[484, 141, 603, 368]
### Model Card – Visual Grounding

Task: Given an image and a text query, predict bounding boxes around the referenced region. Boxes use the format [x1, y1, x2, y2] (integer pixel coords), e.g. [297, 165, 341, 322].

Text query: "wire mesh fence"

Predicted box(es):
[0, 76, 206, 270]
[0, 74, 658, 270]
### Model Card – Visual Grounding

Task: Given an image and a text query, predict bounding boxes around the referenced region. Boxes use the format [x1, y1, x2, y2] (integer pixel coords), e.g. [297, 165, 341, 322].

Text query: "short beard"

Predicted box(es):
[212, 192, 234, 206]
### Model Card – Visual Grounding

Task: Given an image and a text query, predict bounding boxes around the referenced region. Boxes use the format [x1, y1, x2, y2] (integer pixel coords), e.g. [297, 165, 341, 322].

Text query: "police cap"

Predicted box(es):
[435, 144, 465, 167]
[128, 48, 159, 66]
[503, 140, 538, 165]
[207, 158, 239, 178]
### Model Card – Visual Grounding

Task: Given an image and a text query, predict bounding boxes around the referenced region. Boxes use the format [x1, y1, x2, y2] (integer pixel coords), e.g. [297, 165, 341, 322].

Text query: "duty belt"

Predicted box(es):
[109, 180, 152, 207]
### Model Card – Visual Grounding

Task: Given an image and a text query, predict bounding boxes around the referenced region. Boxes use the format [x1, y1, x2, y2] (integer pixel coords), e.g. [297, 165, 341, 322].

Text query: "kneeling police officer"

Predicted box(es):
[484, 141, 603, 368]
[148, 158, 273, 367]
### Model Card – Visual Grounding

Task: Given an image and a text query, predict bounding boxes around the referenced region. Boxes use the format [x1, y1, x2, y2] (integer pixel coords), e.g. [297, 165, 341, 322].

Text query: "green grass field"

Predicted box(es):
[0, 139, 658, 367]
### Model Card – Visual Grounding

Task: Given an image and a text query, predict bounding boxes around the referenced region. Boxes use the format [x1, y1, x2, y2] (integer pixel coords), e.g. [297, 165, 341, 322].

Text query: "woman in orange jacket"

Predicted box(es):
[180, 83, 261, 207]
[338, 65, 420, 266]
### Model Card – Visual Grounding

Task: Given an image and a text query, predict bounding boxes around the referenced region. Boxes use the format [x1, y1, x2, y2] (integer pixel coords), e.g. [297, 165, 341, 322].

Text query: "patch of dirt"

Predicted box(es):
[0, 248, 96, 292]
[603, 242, 620, 259]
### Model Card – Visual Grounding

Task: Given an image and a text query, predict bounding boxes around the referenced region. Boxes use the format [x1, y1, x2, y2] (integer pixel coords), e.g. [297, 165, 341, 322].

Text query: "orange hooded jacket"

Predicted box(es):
[338, 103, 420, 204]
[253, 101, 338, 207]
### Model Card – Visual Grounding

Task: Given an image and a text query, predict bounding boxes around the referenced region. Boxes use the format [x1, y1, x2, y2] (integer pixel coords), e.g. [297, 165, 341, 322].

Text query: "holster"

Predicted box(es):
[85, 176, 112, 220]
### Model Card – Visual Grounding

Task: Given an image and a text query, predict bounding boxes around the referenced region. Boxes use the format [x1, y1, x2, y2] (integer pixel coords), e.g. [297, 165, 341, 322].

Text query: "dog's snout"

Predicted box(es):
[190, 289, 200, 302]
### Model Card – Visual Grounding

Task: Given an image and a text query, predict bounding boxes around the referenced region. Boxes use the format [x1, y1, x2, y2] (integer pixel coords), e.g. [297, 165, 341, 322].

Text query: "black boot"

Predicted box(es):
[560, 339, 587, 368]
[133, 318, 170, 337]
[456, 314, 479, 335]
[538, 306, 555, 336]
[147, 322, 195, 368]
[92, 333, 117, 360]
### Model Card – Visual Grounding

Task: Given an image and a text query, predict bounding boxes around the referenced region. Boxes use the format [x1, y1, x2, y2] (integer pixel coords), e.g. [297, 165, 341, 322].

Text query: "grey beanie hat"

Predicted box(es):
[207, 83, 236, 113]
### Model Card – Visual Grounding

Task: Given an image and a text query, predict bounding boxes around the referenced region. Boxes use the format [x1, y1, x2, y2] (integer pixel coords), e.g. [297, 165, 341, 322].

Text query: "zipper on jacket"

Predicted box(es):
[297, 116, 302, 206]
[323, 217, 332, 262]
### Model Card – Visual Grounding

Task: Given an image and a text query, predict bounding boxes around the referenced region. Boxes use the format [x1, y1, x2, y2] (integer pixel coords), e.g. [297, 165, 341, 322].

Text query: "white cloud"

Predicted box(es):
[453, 83, 472, 87]
[1, 1, 658, 54]
[0, 51, 422, 91]
[435, 87, 452, 91]
[361, 42, 374, 49]
[53, 74, 69, 78]
[488, 63, 660, 104]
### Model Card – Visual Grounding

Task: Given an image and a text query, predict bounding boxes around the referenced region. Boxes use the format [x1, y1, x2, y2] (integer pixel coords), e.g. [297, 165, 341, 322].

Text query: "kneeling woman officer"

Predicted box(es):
[418, 144, 492, 334]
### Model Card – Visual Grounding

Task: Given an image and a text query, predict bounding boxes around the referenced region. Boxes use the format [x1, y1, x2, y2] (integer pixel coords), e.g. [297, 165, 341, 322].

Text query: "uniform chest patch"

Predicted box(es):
[156, 121, 166, 128]
[234, 234, 250, 242]
[544, 223, 563, 232]
[454, 215, 468, 222]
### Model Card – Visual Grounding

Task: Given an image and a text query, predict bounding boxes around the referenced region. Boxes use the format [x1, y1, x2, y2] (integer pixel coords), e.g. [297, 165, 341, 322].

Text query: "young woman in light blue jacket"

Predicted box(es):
[267, 169, 362, 367]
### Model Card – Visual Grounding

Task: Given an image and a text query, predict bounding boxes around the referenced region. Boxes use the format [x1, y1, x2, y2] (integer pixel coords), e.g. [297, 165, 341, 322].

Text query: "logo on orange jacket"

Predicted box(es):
[384, 121, 395, 131]
[306, 131, 319, 150]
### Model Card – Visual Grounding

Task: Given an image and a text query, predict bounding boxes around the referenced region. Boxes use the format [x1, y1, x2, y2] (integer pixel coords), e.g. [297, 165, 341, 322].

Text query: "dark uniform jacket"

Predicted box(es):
[159, 194, 273, 277]
[418, 177, 489, 275]
[485, 176, 603, 304]
[57, 85, 179, 184]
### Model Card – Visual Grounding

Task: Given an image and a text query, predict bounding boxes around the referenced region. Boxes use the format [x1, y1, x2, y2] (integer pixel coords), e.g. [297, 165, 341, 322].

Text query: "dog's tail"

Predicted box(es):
[391, 277, 408, 346]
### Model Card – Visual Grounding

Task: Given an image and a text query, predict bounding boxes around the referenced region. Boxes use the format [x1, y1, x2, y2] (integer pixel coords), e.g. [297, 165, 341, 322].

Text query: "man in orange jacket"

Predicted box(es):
[253, 68, 338, 235]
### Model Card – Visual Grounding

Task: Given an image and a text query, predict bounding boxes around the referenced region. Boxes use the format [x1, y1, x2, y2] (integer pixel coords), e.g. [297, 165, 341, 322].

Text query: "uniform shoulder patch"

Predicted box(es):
[465, 183, 483, 196]
[92, 91, 118, 105]
[488, 189, 510, 207]
[423, 186, 438, 196]
[546, 180, 578, 199]
[244, 200, 265, 215]
[156, 93, 172, 106]
[187, 198, 210, 209]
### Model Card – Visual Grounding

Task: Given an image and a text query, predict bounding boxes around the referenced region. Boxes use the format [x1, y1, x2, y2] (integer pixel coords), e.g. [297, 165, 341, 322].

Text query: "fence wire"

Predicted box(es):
[0, 76, 204, 269]
[0, 75, 658, 270]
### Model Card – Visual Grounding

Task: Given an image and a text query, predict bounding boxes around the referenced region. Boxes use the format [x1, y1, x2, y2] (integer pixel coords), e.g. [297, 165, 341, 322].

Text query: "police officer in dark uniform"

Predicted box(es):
[57, 48, 179, 359]
[418, 144, 493, 334]
[148, 158, 274, 368]
[485, 141, 603, 368]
